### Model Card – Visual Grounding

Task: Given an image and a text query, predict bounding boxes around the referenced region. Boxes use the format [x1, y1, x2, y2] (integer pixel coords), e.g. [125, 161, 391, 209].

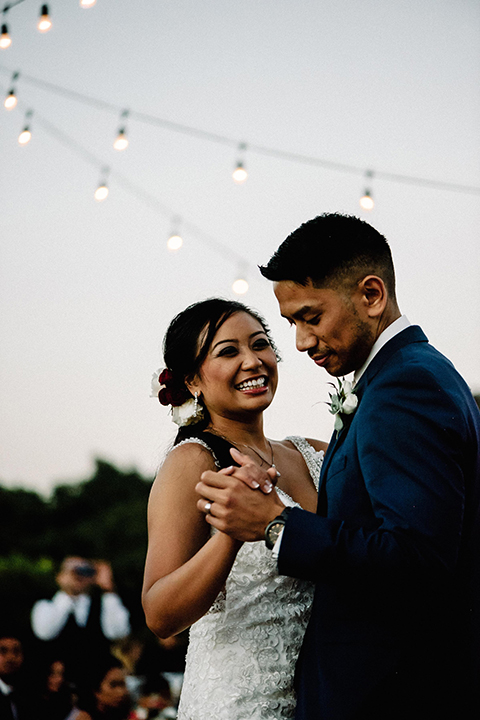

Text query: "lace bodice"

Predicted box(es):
[176, 436, 324, 720]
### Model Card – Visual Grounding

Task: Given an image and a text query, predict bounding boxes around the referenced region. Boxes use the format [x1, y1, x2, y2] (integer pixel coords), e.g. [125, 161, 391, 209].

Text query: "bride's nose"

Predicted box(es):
[241, 348, 263, 370]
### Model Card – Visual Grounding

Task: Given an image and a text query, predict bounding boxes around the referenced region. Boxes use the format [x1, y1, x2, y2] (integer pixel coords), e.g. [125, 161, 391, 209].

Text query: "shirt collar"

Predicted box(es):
[0, 677, 13, 695]
[354, 315, 411, 386]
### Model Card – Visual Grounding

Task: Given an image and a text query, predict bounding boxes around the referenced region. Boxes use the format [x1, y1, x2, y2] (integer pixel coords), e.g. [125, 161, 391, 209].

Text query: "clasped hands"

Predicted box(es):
[195, 448, 286, 542]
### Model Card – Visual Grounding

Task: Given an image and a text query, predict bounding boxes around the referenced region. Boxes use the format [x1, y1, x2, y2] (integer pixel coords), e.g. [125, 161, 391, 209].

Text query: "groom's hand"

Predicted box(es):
[196, 451, 285, 541]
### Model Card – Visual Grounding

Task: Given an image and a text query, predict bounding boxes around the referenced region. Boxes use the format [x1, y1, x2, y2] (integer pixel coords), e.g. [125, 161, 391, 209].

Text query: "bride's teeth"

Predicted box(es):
[237, 378, 266, 390]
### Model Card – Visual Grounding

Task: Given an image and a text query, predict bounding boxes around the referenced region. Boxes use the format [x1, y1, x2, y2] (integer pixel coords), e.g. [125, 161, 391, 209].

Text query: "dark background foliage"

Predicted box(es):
[0, 460, 153, 639]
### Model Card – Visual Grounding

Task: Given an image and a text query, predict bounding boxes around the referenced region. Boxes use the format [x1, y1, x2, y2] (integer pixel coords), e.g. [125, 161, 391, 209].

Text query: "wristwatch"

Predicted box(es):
[265, 507, 292, 550]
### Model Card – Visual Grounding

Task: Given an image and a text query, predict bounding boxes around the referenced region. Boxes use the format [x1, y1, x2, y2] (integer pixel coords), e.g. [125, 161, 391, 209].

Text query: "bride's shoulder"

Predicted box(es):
[167, 438, 217, 467]
[278, 436, 328, 454]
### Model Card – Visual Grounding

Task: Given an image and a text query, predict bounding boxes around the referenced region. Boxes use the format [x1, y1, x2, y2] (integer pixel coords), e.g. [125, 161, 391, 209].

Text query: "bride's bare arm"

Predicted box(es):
[142, 443, 242, 638]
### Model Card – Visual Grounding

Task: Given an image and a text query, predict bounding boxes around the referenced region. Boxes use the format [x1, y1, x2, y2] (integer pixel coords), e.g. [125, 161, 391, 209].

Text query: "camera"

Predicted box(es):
[73, 563, 96, 578]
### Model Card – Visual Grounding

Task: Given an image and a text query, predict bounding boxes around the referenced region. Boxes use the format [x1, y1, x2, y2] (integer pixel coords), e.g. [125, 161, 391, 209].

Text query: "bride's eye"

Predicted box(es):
[217, 345, 238, 357]
[252, 338, 270, 350]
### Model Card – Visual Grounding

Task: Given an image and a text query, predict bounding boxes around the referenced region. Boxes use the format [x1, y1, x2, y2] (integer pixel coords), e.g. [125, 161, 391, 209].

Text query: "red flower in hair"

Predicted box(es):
[156, 368, 190, 407]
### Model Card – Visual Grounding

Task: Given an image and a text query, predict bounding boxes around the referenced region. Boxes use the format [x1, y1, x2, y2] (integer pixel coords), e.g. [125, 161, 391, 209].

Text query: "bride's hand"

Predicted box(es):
[218, 448, 278, 494]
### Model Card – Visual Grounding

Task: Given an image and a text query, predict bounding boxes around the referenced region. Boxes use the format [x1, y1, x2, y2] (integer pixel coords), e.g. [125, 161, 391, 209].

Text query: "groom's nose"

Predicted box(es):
[295, 324, 317, 353]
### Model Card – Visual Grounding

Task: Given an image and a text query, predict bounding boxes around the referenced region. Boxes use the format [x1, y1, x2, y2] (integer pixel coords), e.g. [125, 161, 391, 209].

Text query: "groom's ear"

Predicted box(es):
[358, 275, 388, 318]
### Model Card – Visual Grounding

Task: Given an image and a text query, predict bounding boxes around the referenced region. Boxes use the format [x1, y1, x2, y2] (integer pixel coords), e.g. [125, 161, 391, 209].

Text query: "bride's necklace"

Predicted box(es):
[208, 429, 275, 468]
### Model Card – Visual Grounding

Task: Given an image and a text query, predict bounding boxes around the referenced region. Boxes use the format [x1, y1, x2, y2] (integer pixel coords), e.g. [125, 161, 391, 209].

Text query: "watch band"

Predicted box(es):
[264, 506, 292, 550]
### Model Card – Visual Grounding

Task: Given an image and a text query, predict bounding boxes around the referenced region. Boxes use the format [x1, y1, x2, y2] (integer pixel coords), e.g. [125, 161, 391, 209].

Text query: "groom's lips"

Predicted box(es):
[312, 353, 330, 367]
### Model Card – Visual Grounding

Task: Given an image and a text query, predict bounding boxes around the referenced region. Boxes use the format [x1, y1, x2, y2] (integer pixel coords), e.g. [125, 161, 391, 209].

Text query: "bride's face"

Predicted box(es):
[190, 311, 278, 421]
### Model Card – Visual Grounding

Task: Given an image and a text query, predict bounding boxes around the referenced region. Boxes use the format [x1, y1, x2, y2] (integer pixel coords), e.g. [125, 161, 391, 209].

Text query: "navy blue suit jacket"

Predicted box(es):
[279, 326, 480, 719]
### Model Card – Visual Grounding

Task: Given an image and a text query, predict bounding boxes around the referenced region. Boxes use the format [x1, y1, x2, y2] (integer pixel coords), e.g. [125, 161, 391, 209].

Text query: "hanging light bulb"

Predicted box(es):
[359, 189, 374, 211]
[359, 170, 375, 210]
[113, 128, 128, 151]
[95, 167, 109, 201]
[232, 277, 249, 295]
[232, 142, 248, 184]
[4, 89, 17, 109]
[232, 161, 248, 184]
[0, 23, 11, 49]
[18, 126, 32, 144]
[94, 182, 109, 201]
[113, 110, 129, 150]
[37, 4, 52, 33]
[18, 110, 33, 145]
[80, 0, 97, 7]
[167, 216, 183, 251]
[5, 72, 19, 109]
[167, 233, 183, 251]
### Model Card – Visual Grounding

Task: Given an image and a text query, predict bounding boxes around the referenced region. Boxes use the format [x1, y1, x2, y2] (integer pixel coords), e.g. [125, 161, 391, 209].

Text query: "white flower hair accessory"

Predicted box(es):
[171, 397, 204, 428]
[327, 377, 358, 434]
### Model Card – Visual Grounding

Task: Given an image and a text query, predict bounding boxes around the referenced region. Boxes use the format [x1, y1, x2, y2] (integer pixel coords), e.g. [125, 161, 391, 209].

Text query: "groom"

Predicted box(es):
[196, 213, 480, 719]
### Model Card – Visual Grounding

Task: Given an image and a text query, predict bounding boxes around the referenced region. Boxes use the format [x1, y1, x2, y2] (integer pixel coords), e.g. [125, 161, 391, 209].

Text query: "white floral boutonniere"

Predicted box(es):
[327, 377, 358, 434]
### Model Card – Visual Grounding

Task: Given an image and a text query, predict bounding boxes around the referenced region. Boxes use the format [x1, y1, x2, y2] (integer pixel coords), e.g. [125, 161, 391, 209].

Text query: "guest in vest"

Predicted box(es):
[31, 556, 131, 687]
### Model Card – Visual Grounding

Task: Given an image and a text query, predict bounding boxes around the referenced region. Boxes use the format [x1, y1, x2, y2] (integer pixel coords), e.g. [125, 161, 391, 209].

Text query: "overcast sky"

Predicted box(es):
[1, 0, 479, 495]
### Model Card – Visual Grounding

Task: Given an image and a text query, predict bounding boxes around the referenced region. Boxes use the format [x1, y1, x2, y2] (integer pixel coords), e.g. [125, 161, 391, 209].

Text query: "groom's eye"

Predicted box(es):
[307, 315, 321, 325]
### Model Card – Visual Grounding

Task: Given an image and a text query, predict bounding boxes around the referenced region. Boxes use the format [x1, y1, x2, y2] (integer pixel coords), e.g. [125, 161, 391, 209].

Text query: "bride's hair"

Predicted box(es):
[162, 298, 279, 443]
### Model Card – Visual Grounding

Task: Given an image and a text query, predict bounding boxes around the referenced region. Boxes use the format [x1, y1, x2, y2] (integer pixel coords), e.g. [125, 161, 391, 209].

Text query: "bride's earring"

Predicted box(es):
[194, 391, 199, 417]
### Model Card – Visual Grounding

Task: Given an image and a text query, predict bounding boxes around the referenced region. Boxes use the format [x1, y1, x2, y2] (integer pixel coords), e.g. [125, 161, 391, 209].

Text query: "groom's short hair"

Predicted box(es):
[260, 213, 396, 298]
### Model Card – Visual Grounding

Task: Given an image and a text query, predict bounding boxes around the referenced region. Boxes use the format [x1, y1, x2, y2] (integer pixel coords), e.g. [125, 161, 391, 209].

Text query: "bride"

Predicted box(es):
[142, 298, 327, 719]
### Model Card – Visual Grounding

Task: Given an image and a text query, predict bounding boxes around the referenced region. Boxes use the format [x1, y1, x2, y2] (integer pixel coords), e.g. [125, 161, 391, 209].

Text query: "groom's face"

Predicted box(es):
[274, 279, 375, 377]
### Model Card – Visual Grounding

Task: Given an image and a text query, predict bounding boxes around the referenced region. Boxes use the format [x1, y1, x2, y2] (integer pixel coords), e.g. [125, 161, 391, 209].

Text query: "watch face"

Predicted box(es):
[267, 521, 284, 544]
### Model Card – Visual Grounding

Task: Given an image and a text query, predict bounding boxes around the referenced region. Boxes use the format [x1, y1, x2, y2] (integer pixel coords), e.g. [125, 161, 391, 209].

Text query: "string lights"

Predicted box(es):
[37, 4, 51, 33]
[232, 142, 248, 184]
[80, 0, 96, 7]
[167, 216, 183, 251]
[0, 6, 11, 49]
[18, 108, 32, 144]
[359, 170, 374, 211]
[113, 109, 129, 150]
[4, 69, 18, 108]
[94, 166, 109, 201]
[232, 277, 249, 295]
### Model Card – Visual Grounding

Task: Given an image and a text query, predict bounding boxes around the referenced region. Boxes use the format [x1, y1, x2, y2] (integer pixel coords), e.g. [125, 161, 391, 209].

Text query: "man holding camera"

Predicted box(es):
[31, 556, 130, 685]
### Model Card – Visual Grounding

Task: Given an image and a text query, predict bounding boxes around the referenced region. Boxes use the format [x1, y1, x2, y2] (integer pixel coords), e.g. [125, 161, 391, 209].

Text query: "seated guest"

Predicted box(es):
[76, 655, 131, 720]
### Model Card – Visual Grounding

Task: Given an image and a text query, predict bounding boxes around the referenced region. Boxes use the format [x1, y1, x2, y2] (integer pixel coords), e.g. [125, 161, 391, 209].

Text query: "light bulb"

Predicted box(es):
[232, 162, 248, 184]
[4, 89, 17, 109]
[80, 0, 96, 6]
[94, 184, 108, 201]
[113, 129, 128, 151]
[232, 278, 249, 295]
[359, 191, 374, 211]
[18, 127, 31, 145]
[38, 5, 52, 32]
[167, 234, 183, 251]
[0, 23, 11, 48]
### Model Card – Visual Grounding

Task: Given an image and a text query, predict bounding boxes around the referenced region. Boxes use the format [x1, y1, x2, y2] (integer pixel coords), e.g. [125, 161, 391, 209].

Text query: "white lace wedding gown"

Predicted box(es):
[176, 436, 324, 720]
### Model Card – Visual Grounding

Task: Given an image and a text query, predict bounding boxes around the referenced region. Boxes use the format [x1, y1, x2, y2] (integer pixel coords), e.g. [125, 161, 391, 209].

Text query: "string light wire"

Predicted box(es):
[0, 64, 478, 197]
[7, 98, 254, 271]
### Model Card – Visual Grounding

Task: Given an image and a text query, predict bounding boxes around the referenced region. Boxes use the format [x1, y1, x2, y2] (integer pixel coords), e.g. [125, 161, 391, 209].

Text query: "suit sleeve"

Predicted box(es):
[278, 363, 468, 582]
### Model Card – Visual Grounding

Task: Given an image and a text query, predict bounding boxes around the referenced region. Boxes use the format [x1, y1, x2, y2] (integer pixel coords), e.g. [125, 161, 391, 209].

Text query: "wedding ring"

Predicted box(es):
[204, 501, 212, 514]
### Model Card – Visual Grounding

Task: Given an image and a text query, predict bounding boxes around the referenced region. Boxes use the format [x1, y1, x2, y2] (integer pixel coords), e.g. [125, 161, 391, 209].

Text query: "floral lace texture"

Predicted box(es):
[177, 437, 324, 720]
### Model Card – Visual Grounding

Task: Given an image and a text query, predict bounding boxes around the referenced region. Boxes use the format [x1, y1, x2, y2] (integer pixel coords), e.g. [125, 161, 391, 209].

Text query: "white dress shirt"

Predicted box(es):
[272, 315, 412, 559]
[31, 590, 131, 640]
